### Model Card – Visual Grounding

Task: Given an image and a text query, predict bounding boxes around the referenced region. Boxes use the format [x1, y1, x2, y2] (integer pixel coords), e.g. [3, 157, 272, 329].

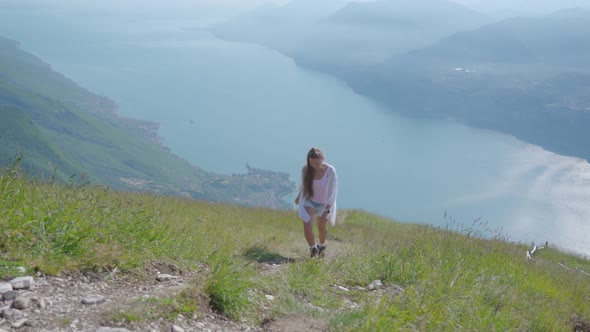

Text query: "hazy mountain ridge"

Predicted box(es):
[398, 8, 590, 68]
[0, 36, 295, 208]
[211, 0, 352, 54]
[299, 0, 491, 73]
[327, 0, 489, 26]
[450, 0, 590, 18]
[345, 7, 590, 161]
[213, 2, 590, 162]
[213, 0, 492, 80]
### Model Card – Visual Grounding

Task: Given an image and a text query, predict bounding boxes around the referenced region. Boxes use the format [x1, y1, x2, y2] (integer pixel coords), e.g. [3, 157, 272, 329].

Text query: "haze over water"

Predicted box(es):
[1, 8, 589, 257]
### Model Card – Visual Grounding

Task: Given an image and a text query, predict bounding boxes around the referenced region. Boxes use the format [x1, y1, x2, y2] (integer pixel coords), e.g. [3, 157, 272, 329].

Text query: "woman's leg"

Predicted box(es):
[303, 206, 316, 247]
[317, 216, 328, 245]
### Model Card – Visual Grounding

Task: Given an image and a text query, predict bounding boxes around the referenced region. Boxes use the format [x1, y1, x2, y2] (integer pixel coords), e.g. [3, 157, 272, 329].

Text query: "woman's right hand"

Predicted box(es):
[295, 196, 300, 205]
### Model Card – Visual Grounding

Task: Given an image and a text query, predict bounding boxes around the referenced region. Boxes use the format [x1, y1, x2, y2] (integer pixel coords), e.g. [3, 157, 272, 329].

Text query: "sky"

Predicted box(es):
[3, 0, 589, 19]
[0, 0, 288, 11]
[0, 0, 289, 19]
[450, 0, 590, 16]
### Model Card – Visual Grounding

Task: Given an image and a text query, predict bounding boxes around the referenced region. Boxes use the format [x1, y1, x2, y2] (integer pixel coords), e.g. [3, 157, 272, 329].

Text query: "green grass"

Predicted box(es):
[0, 107, 85, 181]
[1, 166, 589, 331]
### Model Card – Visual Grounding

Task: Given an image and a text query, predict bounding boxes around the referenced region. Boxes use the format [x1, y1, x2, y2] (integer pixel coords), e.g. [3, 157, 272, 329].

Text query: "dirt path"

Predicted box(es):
[1, 263, 265, 332]
[1, 213, 373, 332]
[1, 258, 342, 332]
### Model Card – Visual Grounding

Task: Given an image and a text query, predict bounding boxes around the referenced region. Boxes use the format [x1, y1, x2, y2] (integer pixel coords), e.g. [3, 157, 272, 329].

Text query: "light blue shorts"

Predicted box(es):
[303, 198, 327, 217]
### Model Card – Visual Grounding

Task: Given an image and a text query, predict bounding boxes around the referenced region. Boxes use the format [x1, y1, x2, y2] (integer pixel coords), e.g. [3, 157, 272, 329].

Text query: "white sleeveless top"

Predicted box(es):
[312, 170, 329, 204]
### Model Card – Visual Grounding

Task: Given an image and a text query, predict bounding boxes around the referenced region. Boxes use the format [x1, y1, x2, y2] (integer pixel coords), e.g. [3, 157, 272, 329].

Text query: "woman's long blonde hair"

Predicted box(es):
[303, 147, 324, 198]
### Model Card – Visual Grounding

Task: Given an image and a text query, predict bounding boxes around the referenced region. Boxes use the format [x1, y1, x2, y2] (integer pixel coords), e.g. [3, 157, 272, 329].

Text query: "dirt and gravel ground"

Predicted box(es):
[0, 260, 338, 332]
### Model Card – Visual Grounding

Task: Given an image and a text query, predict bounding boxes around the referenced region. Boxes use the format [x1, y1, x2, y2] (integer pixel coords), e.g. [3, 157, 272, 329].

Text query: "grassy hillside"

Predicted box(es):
[0, 106, 85, 181]
[0, 36, 295, 208]
[2, 166, 589, 331]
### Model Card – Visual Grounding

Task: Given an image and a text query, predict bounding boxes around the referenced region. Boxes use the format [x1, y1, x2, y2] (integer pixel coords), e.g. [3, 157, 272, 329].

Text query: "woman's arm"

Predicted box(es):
[295, 166, 306, 204]
[326, 165, 338, 205]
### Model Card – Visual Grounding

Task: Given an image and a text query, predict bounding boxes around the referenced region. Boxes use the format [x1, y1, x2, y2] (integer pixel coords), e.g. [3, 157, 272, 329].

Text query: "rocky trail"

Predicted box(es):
[1, 257, 402, 332]
[0, 262, 266, 332]
[1, 222, 404, 332]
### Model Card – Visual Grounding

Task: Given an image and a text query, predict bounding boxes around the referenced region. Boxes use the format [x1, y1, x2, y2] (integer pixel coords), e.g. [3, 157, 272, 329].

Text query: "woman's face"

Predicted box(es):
[309, 157, 324, 170]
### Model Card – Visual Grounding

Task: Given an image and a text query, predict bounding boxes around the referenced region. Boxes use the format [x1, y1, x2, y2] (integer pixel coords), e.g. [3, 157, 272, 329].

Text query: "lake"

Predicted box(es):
[1, 7, 589, 257]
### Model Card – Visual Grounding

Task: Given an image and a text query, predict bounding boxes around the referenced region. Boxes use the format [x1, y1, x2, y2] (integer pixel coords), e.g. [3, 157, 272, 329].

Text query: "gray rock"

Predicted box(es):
[96, 327, 132, 332]
[1, 308, 23, 320]
[11, 318, 28, 329]
[0, 282, 12, 294]
[13, 292, 46, 310]
[2, 290, 17, 301]
[9, 277, 34, 290]
[0, 304, 10, 314]
[367, 280, 384, 291]
[156, 274, 178, 282]
[81, 295, 106, 305]
[16, 267, 26, 274]
[0, 308, 8, 319]
[172, 325, 185, 332]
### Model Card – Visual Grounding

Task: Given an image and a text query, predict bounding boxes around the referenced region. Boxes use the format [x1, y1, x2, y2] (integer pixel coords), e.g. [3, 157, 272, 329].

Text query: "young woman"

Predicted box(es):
[295, 147, 338, 258]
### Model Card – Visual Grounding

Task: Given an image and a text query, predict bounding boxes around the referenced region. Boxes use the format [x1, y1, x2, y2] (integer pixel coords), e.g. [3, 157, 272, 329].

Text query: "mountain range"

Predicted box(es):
[214, 0, 492, 74]
[213, 2, 590, 162]
[347, 8, 590, 161]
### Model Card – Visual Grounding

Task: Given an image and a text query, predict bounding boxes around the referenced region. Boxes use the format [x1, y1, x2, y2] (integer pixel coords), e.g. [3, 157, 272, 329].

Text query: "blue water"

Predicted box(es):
[1, 8, 589, 257]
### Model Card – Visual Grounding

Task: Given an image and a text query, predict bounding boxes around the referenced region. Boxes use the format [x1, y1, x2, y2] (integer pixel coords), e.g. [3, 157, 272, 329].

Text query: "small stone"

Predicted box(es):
[337, 285, 349, 291]
[366, 280, 384, 291]
[2, 290, 17, 301]
[156, 274, 178, 282]
[11, 318, 28, 329]
[265, 294, 275, 301]
[0, 282, 12, 294]
[1, 308, 23, 320]
[16, 267, 26, 274]
[12, 292, 34, 310]
[96, 327, 132, 332]
[81, 295, 106, 305]
[0, 304, 10, 314]
[0, 308, 10, 319]
[172, 325, 185, 332]
[9, 277, 34, 290]
[13, 291, 45, 310]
